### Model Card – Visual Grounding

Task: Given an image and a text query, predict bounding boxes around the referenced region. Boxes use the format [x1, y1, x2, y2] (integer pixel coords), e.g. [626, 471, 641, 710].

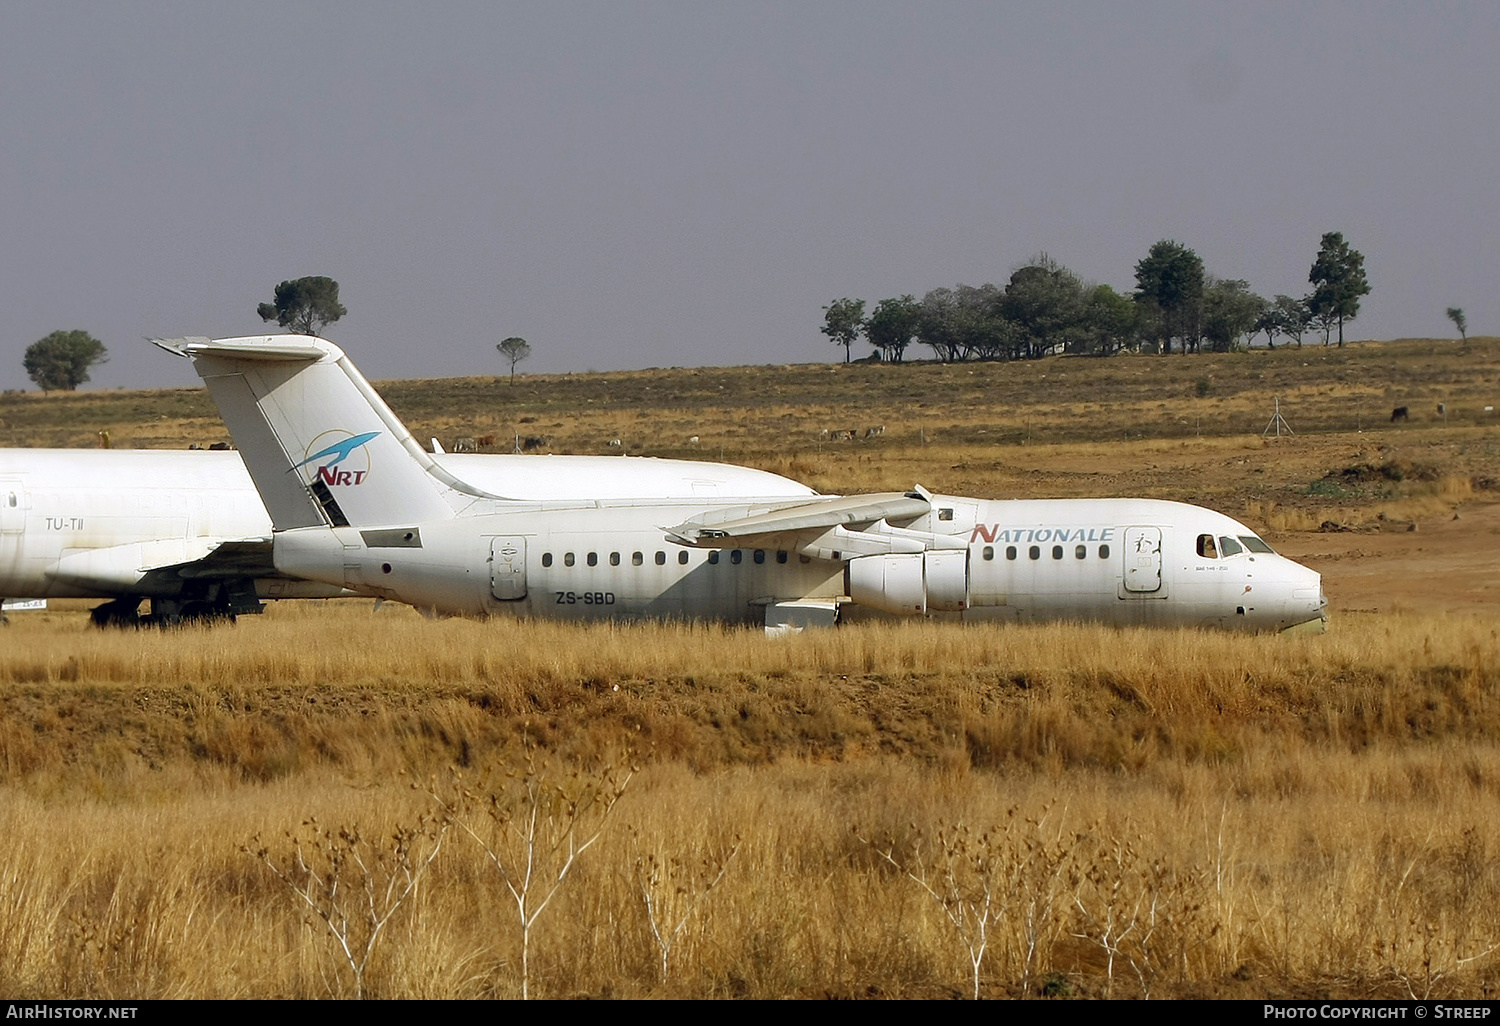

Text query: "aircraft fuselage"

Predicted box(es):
[274, 495, 1326, 632]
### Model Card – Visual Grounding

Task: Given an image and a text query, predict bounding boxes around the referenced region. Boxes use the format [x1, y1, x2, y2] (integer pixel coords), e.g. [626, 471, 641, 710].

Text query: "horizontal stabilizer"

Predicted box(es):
[153, 337, 329, 361]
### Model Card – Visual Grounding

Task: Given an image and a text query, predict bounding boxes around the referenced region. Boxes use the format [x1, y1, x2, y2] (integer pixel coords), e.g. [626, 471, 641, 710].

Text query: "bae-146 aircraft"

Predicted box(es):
[145, 334, 1326, 633]
[0, 441, 818, 625]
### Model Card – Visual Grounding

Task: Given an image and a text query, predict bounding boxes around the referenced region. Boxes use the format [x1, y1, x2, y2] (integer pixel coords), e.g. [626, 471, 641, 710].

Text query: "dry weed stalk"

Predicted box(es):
[859, 807, 1075, 999]
[245, 812, 448, 998]
[1385, 914, 1500, 1000]
[1068, 829, 1204, 998]
[436, 749, 632, 999]
[630, 829, 740, 983]
[1006, 807, 1077, 997]
[1379, 826, 1500, 999]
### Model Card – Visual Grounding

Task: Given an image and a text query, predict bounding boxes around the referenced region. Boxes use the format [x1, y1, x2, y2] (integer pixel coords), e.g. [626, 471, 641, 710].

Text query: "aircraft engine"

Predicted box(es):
[846, 549, 969, 615]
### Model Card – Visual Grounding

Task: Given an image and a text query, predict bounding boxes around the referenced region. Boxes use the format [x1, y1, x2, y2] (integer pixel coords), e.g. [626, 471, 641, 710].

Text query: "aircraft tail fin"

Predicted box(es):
[155, 335, 502, 529]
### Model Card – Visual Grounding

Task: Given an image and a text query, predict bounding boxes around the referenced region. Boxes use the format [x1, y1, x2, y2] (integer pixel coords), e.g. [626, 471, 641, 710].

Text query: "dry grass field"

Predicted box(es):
[3, 337, 1500, 998]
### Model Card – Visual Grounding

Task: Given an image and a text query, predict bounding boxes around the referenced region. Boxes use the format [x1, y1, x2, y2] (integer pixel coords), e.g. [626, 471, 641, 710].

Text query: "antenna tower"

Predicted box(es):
[1262, 396, 1294, 440]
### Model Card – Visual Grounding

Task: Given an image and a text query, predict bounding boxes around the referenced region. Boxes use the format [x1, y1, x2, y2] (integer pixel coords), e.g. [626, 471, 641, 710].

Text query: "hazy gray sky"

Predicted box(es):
[2, 1, 1495, 391]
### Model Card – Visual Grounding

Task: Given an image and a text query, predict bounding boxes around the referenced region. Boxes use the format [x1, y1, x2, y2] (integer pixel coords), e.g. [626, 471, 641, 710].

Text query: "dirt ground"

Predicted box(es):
[1275, 498, 1500, 618]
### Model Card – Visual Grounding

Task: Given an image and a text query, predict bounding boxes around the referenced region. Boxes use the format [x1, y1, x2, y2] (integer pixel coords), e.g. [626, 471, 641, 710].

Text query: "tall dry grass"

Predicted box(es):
[3, 602, 1499, 783]
[5, 755, 1500, 998]
[4, 605, 1500, 997]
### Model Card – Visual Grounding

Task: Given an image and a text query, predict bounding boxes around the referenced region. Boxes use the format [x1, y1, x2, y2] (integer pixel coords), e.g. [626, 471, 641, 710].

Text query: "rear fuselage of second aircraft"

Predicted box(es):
[0, 448, 817, 610]
[274, 495, 1326, 632]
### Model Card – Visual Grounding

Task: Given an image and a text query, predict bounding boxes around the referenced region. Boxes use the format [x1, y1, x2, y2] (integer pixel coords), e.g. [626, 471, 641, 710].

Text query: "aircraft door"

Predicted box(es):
[1122, 526, 1163, 594]
[0, 479, 24, 590]
[489, 536, 527, 601]
[0, 480, 22, 534]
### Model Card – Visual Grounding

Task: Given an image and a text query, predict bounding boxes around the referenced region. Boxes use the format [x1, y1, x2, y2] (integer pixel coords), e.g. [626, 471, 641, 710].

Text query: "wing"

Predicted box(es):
[47, 536, 316, 594]
[663, 487, 966, 561]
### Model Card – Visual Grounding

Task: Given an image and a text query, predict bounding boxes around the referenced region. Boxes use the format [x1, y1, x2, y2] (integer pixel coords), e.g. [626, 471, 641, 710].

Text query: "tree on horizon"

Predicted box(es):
[1307, 233, 1370, 347]
[23, 330, 108, 391]
[257, 276, 347, 337]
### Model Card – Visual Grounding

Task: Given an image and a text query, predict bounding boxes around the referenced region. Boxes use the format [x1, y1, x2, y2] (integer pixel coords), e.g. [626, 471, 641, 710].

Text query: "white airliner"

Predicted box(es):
[0, 447, 816, 625]
[142, 334, 1326, 633]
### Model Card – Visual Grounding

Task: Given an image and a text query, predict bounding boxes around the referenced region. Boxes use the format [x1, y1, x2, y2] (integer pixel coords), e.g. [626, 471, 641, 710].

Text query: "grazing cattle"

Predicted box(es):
[863, 425, 885, 439]
[687, 435, 700, 445]
[1390, 407, 1409, 423]
[477, 434, 496, 448]
[818, 429, 830, 441]
[608, 438, 623, 448]
[209, 441, 233, 450]
[453, 437, 478, 452]
[520, 435, 547, 450]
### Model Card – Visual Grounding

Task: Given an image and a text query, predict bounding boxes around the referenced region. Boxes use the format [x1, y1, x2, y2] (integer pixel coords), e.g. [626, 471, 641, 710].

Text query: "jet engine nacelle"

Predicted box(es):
[846, 550, 969, 615]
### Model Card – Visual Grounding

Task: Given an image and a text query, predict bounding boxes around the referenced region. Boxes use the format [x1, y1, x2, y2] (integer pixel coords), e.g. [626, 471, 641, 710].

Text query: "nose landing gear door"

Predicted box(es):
[489, 536, 528, 601]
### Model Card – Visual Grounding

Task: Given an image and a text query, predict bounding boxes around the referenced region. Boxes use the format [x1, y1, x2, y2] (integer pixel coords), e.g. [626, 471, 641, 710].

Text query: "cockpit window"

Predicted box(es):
[1217, 536, 1244, 557]
[1196, 534, 1218, 559]
[1238, 535, 1275, 554]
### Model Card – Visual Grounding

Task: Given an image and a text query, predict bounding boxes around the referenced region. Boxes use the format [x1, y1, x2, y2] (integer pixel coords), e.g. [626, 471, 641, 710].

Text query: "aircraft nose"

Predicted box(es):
[1287, 567, 1328, 630]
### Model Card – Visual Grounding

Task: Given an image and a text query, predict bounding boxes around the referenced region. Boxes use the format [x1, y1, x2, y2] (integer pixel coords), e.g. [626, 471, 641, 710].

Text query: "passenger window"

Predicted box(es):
[776, 551, 788, 564]
[1006, 546, 1017, 560]
[753, 549, 765, 564]
[1052, 545, 1063, 560]
[1075, 545, 1087, 559]
[587, 552, 598, 567]
[655, 551, 666, 565]
[799, 554, 811, 563]
[632, 552, 643, 566]
[564, 552, 575, 567]
[708, 551, 720, 565]
[1029, 545, 1040, 560]
[1099, 544, 1110, 559]
[1218, 536, 1244, 557]
[541, 552, 553, 568]
[731, 550, 743, 565]
[678, 551, 689, 565]
[1196, 534, 1218, 559]
[982, 546, 993, 561]
[610, 552, 621, 566]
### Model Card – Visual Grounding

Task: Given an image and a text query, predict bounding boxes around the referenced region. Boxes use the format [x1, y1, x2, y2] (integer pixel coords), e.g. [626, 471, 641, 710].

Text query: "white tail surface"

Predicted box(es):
[158, 335, 500, 529]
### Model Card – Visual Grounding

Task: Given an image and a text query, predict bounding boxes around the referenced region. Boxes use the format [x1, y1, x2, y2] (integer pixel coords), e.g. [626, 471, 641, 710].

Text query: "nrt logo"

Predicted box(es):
[293, 430, 380, 487]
